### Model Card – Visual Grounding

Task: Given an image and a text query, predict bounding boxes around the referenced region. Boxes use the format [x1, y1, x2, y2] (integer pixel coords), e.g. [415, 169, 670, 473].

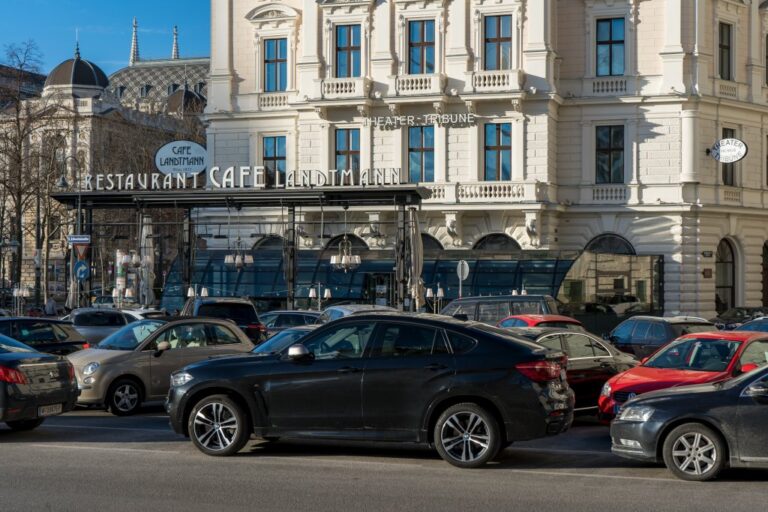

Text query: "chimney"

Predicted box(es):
[172, 26, 180, 60]
[130, 17, 140, 66]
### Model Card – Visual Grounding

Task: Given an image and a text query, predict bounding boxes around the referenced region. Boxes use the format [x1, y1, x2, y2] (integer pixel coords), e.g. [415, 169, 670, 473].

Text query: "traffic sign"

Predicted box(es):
[457, 260, 469, 299]
[67, 235, 91, 245]
[74, 261, 90, 281]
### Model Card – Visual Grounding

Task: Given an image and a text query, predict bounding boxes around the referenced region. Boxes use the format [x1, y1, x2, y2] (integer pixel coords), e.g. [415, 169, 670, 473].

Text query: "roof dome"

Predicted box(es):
[44, 46, 109, 91]
[165, 86, 205, 114]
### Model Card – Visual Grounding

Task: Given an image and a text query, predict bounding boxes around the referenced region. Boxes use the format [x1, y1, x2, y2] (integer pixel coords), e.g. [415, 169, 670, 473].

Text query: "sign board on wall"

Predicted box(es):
[709, 138, 748, 164]
[154, 141, 208, 176]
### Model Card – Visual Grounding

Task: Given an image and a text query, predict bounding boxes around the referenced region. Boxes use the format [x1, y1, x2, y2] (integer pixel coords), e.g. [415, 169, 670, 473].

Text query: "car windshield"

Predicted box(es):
[198, 303, 258, 324]
[97, 320, 166, 351]
[470, 324, 544, 351]
[644, 338, 741, 372]
[252, 328, 311, 355]
[538, 321, 583, 331]
[0, 334, 36, 353]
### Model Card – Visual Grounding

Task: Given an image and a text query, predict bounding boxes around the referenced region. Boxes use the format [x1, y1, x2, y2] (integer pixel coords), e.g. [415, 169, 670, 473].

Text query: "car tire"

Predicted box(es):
[434, 403, 501, 468]
[662, 423, 727, 482]
[188, 395, 250, 456]
[108, 378, 143, 416]
[5, 418, 45, 431]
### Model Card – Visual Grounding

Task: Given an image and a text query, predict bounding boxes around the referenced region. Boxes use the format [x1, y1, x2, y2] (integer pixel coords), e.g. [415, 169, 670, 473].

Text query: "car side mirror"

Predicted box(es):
[154, 341, 170, 357]
[744, 382, 768, 400]
[739, 363, 759, 375]
[287, 344, 312, 361]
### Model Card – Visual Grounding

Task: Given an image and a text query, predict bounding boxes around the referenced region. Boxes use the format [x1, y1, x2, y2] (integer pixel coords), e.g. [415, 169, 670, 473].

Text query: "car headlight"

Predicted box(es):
[601, 382, 612, 397]
[171, 372, 193, 387]
[617, 405, 654, 422]
[82, 362, 100, 376]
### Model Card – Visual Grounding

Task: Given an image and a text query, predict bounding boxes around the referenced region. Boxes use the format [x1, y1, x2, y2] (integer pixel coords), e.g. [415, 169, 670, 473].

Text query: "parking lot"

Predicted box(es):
[2, 407, 767, 512]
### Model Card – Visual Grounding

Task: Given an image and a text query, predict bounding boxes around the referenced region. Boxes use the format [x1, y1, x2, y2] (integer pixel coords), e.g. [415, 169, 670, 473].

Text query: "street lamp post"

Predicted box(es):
[308, 284, 332, 312]
[56, 156, 83, 309]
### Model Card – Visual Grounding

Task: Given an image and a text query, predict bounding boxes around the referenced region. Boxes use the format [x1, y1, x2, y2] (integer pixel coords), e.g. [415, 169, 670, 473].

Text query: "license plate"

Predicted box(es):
[38, 404, 63, 417]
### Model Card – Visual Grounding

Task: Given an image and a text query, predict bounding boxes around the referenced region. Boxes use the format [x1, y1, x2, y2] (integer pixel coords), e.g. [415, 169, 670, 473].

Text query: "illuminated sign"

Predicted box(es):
[154, 140, 208, 175]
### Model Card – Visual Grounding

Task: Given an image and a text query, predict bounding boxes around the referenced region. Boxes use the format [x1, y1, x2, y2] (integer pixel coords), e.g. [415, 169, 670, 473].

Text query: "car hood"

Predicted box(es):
[66, 348, 137, 367]
[184, 352, 279, 372]
[610, 366, 727, 394]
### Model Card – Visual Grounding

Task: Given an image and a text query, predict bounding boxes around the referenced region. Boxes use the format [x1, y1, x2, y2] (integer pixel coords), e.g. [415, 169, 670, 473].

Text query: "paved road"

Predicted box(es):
[2, 407, 767, 512]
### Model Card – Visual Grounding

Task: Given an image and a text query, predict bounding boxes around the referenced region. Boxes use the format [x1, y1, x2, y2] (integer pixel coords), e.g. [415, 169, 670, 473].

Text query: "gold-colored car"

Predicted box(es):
[68, 318, 255, 415]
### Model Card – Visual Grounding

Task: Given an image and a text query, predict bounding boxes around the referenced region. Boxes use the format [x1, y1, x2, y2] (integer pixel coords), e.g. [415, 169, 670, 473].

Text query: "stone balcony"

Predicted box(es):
[257, 92, 289, 110]
[321, 77, 371, 100]
[471, 69, 525, 93]
[421, 181, 552, 205]
[395, 73, 446, 96]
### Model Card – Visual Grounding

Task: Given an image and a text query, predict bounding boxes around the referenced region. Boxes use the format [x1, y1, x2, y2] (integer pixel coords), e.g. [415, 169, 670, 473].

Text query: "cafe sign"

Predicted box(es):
[709, 138, 748, 164]
[155, 140, 208, 176]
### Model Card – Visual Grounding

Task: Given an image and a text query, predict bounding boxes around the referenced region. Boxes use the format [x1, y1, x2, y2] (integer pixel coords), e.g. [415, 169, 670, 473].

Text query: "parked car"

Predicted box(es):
[0, 334, 79, 431]
[605, 316, 715, 359]
[181, 297, 266, 343]
[508, 327, 637, 412]
[611, 365, 768, 481]
[66, 308, 138, 345]
[735, 317, 768, 332]
[0, 318, 88, 356]
[440, 295, 559, 325]
[68, 318, 255, 416]
[166, 313, 575, 467]
[710, 307, 767, 330]
[598, 331, 768, 421]
[259, 310, 321, 336]
[317, 304, 397, 324]
[251, 325, 318, 354]
[497, 314, 584, 331]
[92, 295, 137, 309]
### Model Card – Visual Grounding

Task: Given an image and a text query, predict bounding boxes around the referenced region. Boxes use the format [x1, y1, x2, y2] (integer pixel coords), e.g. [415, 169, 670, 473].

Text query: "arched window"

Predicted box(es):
[253, 235, 285, 251]
[421, 233, 443, 252]
[585, 234, 636, 255]
[716, 239, 736, 314]
[473, 234, 521, 252]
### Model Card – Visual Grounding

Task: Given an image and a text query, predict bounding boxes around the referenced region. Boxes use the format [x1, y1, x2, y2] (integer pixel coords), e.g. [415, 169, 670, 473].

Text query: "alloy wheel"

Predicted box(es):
[193, 402, 239, 452]
[440, 412, 492, 463]
[113, 384, 139, 412]
[671, 432, 718, 476]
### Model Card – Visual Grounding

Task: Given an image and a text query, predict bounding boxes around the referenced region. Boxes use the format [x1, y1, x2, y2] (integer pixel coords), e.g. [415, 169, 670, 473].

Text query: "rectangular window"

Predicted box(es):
[335, 128, 360, 172]
[595, 125, 624, 184]
[484, 15, 513, 71]
[484, 123, 512, 181]
[335, 25, 361, 78]
[264, 38, 287, 92]
[263, 136, 286, 186]
[719, 23, 732, 81]
[408, 126, 434, 183]
[408, 20, 435, 74]
[596, 18, 625, 77]
[722, 127, 735, 186]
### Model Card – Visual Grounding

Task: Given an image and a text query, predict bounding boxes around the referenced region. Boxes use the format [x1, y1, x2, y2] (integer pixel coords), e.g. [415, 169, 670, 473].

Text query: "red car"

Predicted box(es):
[598, 331, 768, 421]
[497, 314, 584, 331]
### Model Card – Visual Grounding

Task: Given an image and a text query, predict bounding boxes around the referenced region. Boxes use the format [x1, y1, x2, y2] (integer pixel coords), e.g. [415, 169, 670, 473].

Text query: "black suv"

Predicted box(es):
[166, 313, 575, 468]
[606, 316, 715, 359]
[441, 295, 559, 325]
[181, 297, 266, 343]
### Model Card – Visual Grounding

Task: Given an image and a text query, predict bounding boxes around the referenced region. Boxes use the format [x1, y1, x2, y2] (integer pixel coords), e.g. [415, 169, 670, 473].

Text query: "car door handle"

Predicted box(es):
[337, 366, 361, 374]
[424, 363, 448, 371]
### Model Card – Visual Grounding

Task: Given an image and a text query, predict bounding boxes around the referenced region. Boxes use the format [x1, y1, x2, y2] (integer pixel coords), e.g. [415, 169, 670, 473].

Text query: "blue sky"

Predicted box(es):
[0, 0, 210, 75]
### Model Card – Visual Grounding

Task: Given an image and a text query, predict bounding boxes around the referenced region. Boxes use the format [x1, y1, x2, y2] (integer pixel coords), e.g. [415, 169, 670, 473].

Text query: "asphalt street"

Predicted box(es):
[2, 406, 767, 512]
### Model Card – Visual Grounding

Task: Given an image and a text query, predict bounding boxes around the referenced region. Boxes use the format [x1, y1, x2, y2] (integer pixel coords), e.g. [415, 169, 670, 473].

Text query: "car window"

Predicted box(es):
[645, 338, 740, 372]
[303, 323, 374, 360]
[253, 329, 312, 355]
[647, 322, 668, 345]
[277, 314, 305, 328]
[630, 321, 651, 343]
[75, 312, 126, 327]
[538, 334, 563, 351]
[499, 318, 525, 328]
[260, 313, 278, 328]
[477, 302, 502, 324]
[157, 323, 209, 349]
[739, 340, 768, 367]
[304, 315, 319, 324]
[197, 303, 258, 325]
[510, 301, 541, 315]
[373, 323, 443, 357]
[546, 298, 559, 314]
[563, 333, 595, 358]
[98, 321, 166, 351]
[611, 320, 634, 342]
[592, 339, 611, 357]
[446, 331, 476, 353]
[210, 325, 242, 345]
[15, 321, 57, 344]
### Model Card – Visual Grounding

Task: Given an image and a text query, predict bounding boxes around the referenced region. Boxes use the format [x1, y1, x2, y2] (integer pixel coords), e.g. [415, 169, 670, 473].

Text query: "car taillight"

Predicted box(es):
[0, 365, 27, 384]
[515, 357, 566, 383]
[249, 324, 266, 333]
[82, 343, 90, 350]
[67, 363, 75, 383]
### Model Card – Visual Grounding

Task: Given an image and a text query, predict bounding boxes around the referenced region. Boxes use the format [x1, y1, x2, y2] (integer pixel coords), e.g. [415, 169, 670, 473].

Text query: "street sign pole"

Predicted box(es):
[457, 260, 469, 298]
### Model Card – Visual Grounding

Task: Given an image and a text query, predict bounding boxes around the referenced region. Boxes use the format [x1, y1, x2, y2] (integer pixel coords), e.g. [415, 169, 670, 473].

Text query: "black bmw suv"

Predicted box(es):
[166, 313, 575, 468]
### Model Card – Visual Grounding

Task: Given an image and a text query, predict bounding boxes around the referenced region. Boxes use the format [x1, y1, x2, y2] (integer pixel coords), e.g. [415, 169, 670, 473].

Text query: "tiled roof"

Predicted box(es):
[107, 57, 209, 109]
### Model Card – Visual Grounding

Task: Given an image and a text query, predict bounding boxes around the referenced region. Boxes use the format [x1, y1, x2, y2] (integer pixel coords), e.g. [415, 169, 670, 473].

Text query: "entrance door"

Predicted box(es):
[716, 239, 736, 314]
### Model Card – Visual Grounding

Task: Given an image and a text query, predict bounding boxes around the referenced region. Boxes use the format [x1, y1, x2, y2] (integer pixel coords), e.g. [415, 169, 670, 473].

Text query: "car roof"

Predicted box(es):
[0, 317, 71, 324]
[503, 326, 588, 340]
[263, 310, 320, 315]
[678, 331, 768, 342]
[193, 297, 254, 305]
[627, 315, 713, 324]
[326, 304, 398, 313]
[280, 325, 319, 332]
[449, 294, 553, 302]
[501, 314, 581, 324]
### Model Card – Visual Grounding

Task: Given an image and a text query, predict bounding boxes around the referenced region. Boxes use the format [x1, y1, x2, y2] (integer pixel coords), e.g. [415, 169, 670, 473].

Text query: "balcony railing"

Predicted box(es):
[258, 92, 288, 110]
[395, 74, 445, 96]
[471, 69, 524, 93]
[717, 80, 738, 100]
[421, 181, 546, 204]
[592, 185, 628, 203]
[321, 77, 370, 100]
[591, 77, 627, 95]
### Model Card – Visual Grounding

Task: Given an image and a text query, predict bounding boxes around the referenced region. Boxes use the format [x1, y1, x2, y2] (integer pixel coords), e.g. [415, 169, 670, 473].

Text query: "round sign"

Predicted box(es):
[74, 261, 90, 282]
[457, 260, 469, 281]
[709, 138, 748, 164]
[154, 141, 208, 176]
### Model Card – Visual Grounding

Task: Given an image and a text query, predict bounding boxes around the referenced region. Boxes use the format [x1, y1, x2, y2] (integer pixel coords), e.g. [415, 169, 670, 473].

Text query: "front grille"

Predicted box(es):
[613, 391, 639, 403]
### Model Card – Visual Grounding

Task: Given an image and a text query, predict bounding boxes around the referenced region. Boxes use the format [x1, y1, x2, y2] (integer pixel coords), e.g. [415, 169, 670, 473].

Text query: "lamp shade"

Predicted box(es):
[124, 288, 134, 299]
[201, 287, 209, 297]
[436, 287, 445, 299]
[330, 255, 339, 266]
[520, 289, 528, 296]
[323, 288, 332, 299]
[426, 288, 434, 298]
[112, 288, 119, 299]
[187, 286, 195, 298]
[309, 287, 317, 299]
[224, 254, 235, 265]
[244, 254, 254, 265]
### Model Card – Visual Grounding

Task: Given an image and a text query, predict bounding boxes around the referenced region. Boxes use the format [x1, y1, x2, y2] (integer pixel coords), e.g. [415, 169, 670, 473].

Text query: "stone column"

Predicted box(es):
[209, 0, 233, 112]
[659, 0, 686, 94]
[297, 0, 322, 100]
[681, 110, 699, 183]
[523, 0, 555, 92]
[371, 0, 395, 95]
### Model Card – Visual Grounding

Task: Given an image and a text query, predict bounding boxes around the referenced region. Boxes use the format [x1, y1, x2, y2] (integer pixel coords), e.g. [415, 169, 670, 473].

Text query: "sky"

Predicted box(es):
[0, 0, 211, 75]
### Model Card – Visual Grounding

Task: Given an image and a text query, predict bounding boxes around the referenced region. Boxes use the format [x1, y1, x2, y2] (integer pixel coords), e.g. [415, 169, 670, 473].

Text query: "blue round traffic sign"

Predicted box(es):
[74, 261, 90, 281]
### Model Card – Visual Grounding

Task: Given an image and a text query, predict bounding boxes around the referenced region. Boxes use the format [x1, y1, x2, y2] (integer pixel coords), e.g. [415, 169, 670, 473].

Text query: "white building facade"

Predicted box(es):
[202, 0, 768, 318]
